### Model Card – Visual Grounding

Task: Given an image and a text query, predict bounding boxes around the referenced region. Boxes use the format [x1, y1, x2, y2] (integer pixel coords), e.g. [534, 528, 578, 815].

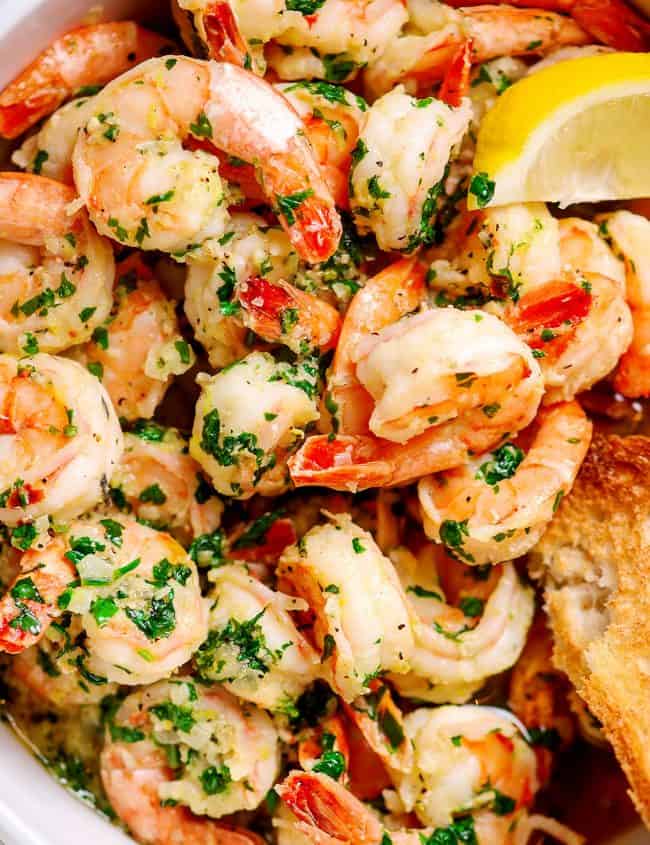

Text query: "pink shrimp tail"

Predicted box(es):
[439, 39, 473, 106]
[203, 2, 251, 66]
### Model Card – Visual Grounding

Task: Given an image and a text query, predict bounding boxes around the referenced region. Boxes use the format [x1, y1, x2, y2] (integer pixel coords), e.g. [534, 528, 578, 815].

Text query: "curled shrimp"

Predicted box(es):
[0, 172, 114, 355]
[0, 353, 122, 525]
[0, 21, 173, 139]
[194, 563, 321, 710]
[107, 424, 223, 544]
[444, 0, 650, 52]
[190, 351, 320, 498]
[0, 515, 208, 686]
[363, 5, 590, 98]
[349, 86, 471, 251]
[418, 401, 592, 564]
[597, 211, 650, 398]
[71, 257, 195, 421]
[72, 57, 341, 264]
[101, 678, 278, 843]
[388, 543, 534, 702]
[278, 513, 414, 701]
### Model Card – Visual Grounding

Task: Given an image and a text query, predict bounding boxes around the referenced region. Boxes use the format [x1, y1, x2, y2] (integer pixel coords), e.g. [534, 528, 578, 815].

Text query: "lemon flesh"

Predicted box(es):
[470, 52, 650, 209]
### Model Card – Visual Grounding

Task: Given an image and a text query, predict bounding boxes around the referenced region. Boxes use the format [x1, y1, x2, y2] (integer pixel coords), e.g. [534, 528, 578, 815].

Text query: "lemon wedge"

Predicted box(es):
[468, 52, 650, 210]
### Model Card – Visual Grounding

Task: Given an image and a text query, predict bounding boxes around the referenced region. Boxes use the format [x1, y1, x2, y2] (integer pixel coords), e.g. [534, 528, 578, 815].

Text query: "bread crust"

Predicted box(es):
[530, 433, 650, 827]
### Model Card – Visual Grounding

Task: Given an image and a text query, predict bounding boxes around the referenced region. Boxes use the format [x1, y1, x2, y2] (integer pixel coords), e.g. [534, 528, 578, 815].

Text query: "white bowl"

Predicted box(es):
[0, 1, 648, 843]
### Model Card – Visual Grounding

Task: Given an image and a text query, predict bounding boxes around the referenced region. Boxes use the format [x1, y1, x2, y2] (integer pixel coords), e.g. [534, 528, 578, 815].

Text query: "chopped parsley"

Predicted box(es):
[469, 172, 495, 208]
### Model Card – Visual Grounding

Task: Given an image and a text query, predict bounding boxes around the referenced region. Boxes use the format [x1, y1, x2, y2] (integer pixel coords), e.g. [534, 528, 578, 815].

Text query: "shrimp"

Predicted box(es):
[349, 86, 471, 251]
[0, 353, 122, 525]
[194, 563, 321, 710]
[0, 173, 114, 355]
[597, 211, 650, 398]
[388, 544, 533, 701]
[443, 0, 650, 52]
[190, 351, 320, 498]
[70, 258, 195, 421]
[107, 424, 223, 544]
[0, 515, 209, 685]
[297, 712, 351, 784]
[0, 22, 174, 139]
[101, 679, 279, 843]
[12, 96, 96, 183]
[72, 57, 342, 264]
[418, 401, 592, 565]
[363, 6, 590, 98]
[278, 513, 414, 700]
[175, 0, 408, 83]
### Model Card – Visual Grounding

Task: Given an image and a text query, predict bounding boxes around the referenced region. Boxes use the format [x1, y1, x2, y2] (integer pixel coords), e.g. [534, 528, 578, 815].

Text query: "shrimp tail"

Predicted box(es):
[236, 275, 342, 352]
[203, 2, 251, 66]
[438, 39, 473, 107]
[288, 434, 395, 492]
[570, 0, 650, 51]
[277, 771, 384, 845]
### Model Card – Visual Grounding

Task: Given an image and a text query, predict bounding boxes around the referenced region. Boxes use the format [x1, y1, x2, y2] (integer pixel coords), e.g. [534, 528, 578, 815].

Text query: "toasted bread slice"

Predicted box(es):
[530, 433, 650, 826]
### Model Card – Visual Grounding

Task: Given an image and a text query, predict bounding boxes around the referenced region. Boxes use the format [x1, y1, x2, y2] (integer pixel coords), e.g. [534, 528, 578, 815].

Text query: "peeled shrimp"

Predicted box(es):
[278, 513, 414, 700]
[0, 21, 173, 139]
[418, 401, 592, 564]
[0, 353, 122, 525]
[72, 57, 341, 263]
[71, 257, 194, 421]
[101, 678, 278, 843]
[195, 563, 321, 710]
[0, 173, 114, 355]
[389, 545, 534, 700]
[108, 425, 223, 544]
[364, 5, 591, 98]
[190, 351, 320, 498]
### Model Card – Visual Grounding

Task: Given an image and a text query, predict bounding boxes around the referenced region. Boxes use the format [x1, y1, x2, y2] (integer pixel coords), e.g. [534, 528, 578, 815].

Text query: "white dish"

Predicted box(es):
[0, 1, 648, 843]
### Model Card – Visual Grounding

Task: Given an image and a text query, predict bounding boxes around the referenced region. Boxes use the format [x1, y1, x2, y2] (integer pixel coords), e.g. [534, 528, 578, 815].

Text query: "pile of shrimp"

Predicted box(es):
[0, 1, 646, 843]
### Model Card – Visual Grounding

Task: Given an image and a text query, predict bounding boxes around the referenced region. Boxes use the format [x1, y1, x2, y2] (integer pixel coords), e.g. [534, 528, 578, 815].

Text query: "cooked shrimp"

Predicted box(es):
[12, 96, 96, 183]
[72, 57, 341, 264]
[388, 544, 533, 701]
[174, 0, 253, 67]
[508, 614, 576, 769]
[444, 0, 650, 52]
[107, 425, 223, 544]
[176, 0, 408, 82]
[0, 173, 114, 354]
[278, 513, 414, 700]
[0, 353, 122, 525]
[190, 351, 320, 498]
[277, 81, 366, 211]
[101, 679, 278, 843]
[195, 563, 321, 710]
[70, 258, 195, 421]
[0, 22, 173, 139]
[363, 6, 590, 98]
[596, 211, 650, 398]
[349, 86, 471, 251]
[297, 712, 351, 784]
[418, 401, 592, 564]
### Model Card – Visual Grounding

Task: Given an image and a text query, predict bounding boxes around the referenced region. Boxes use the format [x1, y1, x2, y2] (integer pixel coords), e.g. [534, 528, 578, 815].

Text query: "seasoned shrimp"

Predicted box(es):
[0, 515, 208, 685]
[175, 0, 408, 83]
[71, 258, 195, 421]
[418, 401, 592, 564]
[349, 86, 471, 251]
[363, 5, 590, 98]
[0, 21, 173, 139]
[72, 57, 341, 264]
[101, 679, 278, 843]
[278, 514, 414, 700]
[597, 211, 650, 397]
[190, 351, 320, 498]
[108, 424, 223, 543]
[388, 544, 533, 702]
[195, 563, 321, 710]
[444, 0, 650, 52]
[12, 96, 96, 183]
[0, 353, 122, 525]
[0, 173, 114, 354]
